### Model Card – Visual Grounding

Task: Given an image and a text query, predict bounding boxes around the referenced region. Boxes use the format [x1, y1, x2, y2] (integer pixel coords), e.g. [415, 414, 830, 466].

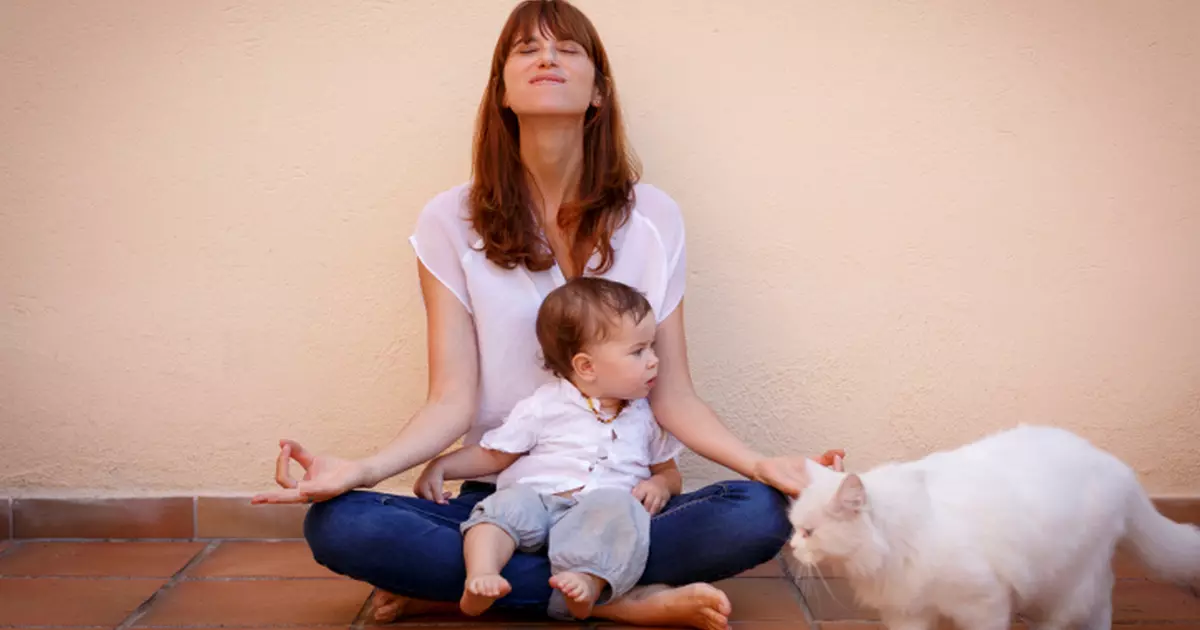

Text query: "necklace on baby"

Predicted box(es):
[585, 397, 626, 425]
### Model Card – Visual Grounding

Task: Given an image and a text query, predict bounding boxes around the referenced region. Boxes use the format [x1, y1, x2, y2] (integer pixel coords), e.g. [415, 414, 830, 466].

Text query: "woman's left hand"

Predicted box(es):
[753, 449, 845, 498]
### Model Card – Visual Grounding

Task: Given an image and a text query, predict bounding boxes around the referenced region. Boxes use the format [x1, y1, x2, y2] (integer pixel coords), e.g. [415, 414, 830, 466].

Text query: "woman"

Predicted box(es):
[253, 2, 843, 628]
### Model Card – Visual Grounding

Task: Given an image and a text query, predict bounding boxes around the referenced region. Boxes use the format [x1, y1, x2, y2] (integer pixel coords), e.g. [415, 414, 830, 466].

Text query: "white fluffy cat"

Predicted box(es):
[787, 424, 1199, 630]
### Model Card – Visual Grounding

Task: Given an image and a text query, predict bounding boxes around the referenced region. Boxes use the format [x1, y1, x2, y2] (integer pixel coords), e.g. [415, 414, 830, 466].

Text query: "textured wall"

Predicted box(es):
[2, 0, 1198, 497]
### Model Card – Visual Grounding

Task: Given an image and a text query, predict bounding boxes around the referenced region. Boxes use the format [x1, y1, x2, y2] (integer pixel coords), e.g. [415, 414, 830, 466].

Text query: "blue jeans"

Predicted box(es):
[304, 480, 791, 613]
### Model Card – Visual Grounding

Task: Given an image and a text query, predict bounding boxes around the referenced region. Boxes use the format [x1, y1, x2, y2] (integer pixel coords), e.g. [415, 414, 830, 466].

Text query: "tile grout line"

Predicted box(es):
[777, 551, 821, 628]
[0, 538, 18, 560]
[350, 587, 374, 630]
[112, 539, 220, 630]
[788, 574, 820, 629]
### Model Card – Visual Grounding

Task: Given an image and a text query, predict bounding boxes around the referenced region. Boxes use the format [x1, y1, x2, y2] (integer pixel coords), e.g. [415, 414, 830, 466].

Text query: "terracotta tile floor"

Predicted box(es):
[0, 540, 1196, 629]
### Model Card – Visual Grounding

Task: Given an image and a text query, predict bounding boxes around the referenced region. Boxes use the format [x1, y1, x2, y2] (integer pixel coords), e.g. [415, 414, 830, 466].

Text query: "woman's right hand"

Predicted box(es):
[250, 439, 373, 505]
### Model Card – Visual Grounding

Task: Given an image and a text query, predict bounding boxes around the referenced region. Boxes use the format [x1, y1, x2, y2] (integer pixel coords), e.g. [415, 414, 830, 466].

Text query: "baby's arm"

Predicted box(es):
[632, 458, 682, 515]
[435, 445, 522, 481]
[647, 458, 682, 495]
[414, 445, 522, 502]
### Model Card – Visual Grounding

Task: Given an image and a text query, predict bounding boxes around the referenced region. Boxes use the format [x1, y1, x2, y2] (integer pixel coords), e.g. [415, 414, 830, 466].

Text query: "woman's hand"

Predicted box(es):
[250, 439, 373, 505]
[413, 460, 451, 504]
[753, 449, 845, 498]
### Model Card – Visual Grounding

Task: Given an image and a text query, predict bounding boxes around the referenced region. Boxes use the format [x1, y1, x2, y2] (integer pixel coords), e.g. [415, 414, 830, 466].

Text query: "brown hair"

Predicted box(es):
[536, 277, 652, 379]
[468, 0, 641, 277]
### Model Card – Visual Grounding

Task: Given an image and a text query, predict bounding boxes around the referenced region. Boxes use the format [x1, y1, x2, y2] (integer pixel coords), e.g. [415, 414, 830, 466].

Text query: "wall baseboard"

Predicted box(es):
[1, 494, 1197, 541]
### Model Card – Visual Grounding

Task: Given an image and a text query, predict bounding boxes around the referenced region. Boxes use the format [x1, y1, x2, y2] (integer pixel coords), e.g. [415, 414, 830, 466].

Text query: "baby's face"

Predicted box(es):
[586, 314, 659, 400]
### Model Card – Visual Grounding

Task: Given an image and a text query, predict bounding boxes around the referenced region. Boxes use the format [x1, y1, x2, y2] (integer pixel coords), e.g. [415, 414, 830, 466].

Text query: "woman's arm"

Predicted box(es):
[253, 261, 479, 504]
[649, 304, 762, 478]
[649, 301, 844, 496]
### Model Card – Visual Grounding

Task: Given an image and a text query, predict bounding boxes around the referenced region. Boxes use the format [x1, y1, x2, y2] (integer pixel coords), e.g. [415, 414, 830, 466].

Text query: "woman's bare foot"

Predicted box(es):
[370, 589, 459, 623]
[549, 571, 604, 619]
[459, 574, 512, 616]
[593, 583, 732, 630]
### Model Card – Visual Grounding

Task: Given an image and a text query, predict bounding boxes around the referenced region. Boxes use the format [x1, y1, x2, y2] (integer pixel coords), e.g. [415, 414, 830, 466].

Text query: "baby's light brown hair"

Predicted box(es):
[536, 277, 653, 379]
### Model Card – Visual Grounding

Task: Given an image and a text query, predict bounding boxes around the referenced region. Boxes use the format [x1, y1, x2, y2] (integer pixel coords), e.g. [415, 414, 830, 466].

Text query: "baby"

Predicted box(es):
[414, 276, 683, 620]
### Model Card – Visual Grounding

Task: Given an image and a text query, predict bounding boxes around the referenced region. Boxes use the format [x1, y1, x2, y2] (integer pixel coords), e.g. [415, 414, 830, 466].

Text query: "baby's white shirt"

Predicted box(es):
[480, 379, 684, 496]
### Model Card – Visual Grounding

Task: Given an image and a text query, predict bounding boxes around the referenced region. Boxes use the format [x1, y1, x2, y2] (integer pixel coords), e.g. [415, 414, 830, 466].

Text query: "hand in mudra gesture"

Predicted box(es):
[251, 439, 372, 505]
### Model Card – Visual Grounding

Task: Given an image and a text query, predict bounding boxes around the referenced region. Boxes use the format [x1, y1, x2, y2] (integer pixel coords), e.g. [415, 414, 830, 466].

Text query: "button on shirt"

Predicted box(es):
[480, 379, 684, 496]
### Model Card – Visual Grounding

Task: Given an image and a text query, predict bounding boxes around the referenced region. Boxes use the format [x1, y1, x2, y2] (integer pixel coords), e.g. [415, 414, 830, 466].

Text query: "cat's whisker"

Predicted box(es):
[811, 561, 844, 608]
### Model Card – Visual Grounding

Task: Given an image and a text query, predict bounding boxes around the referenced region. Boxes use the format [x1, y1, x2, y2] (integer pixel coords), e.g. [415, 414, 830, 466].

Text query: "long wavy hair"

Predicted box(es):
[468, 0, 641, 277]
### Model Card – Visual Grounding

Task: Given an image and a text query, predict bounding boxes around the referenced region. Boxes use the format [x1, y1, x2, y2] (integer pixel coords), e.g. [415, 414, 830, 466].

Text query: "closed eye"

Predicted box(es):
[800, 527, 814, 537]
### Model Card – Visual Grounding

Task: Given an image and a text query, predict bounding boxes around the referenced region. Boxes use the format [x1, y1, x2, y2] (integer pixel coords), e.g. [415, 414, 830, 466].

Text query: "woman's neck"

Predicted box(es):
[519, 116, 585, 228]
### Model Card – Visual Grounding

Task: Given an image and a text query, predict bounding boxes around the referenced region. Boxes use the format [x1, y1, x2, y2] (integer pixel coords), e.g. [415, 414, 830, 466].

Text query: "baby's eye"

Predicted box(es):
[800, 527, 814, 537]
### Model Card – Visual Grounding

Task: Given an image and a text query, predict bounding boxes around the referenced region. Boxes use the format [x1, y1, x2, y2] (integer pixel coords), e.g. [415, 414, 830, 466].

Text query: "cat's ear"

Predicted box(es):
[831, 474, 866, 518]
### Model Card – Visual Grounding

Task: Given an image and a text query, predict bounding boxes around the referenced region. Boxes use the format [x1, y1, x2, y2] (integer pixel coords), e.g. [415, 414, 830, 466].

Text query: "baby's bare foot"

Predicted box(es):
[459, 574, 512, 616]
[549, 571, 604, 619]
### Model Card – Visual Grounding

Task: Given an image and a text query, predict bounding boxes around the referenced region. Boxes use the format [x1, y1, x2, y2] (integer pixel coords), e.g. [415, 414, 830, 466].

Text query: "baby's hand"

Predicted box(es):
[632, 478, 670, 515]
[413, 461, 450, 504]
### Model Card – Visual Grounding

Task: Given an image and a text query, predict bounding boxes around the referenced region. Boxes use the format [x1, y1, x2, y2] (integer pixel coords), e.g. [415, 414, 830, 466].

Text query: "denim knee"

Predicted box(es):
[719, 480, 792, 548]
[301, 492, 385, 575]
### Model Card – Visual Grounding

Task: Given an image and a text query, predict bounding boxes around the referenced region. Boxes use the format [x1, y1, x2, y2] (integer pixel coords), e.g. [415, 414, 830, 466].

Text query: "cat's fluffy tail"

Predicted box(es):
[1124, 481, 1200, 582]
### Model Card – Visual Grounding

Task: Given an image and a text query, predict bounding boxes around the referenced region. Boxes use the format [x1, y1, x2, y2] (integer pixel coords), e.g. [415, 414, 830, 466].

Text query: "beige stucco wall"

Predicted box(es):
[2, 1, 1198, 498]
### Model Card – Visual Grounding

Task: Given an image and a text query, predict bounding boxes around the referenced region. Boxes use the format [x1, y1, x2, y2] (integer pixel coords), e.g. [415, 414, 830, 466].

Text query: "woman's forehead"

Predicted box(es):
[508, 13, 590, 48]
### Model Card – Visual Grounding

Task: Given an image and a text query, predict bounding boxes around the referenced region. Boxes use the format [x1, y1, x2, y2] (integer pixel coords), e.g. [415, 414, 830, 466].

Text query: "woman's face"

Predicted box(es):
[502, 30, 599, 117]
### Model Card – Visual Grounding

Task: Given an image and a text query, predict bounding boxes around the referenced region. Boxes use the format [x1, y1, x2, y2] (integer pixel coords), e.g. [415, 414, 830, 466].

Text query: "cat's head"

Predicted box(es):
[786, 459, 871, 568]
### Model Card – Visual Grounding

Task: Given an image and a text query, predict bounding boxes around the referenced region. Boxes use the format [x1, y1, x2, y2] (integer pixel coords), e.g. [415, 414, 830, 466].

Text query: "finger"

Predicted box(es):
[275, 444, 298, 489]
[280, 439, 316, 468]
[819, 449, 846, 467]
[250, 488, 308, 504]
[833, 454, 844, 472]
[632, 486, 647, 500]
[296, 479, 338, 500]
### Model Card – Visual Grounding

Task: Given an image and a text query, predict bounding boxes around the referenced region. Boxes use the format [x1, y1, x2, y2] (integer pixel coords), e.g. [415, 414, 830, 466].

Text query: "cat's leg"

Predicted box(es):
[1040, 561, 1114, 630]
[944, 590, 1011, 630]
[879, 609, 935, 630]
[1081, 592, 1112, 630]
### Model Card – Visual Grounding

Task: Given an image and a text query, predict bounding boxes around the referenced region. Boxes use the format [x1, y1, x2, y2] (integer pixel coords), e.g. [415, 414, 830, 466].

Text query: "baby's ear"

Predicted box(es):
[830, 474, 866, 519]
[571, 352, 596, 382]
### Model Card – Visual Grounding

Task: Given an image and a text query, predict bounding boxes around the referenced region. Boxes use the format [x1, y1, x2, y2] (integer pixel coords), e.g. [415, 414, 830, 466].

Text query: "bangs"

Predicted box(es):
[504, 0, 596, 56]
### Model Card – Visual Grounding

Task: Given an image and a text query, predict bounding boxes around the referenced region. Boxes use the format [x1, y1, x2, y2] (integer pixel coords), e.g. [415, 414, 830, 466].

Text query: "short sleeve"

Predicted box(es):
[479, 394, 542, 453]
[409, 185, 474, 313]
[632, 184, 687, 321]
[647, 419, 685, 465]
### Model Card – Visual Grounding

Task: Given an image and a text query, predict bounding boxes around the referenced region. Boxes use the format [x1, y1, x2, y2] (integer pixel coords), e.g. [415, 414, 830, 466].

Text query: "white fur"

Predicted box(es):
[787, 424, 1200, 630]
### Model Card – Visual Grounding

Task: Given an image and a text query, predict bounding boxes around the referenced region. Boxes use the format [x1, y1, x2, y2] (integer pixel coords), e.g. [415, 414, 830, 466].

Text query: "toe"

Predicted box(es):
[702, 608, 728, 630]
